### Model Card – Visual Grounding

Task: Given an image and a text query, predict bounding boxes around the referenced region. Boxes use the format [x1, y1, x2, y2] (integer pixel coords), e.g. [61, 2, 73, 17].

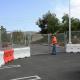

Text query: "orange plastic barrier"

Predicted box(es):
[3, 49, 14, 63]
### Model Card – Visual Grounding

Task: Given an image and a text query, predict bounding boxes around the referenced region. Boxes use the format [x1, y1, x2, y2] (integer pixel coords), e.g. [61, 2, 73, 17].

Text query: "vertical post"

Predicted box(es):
[11, 32, 13, 48]
[24, 32, 26, 46]
[69, 0, 72, 44]
[0, 27, 1, 47]
[48, 34, 50, 53]
[28, 32, 31, 47]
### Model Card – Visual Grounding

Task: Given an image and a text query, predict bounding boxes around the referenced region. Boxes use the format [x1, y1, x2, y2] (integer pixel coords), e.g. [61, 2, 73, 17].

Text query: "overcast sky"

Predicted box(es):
[0, 0, 79, 32]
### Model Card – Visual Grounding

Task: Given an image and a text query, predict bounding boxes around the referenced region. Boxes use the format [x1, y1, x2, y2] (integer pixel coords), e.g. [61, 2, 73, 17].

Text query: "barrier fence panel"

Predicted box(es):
[0, 30, 66, 55]
[30, 33, 66, 55]
[30, 34, 49, 55]
[50, 33, 66, 53]
[0, 31, 30, 50]
[65, 31, 80, 53]
[0, 31, 30, 67]
[66, 31, 80, 44]
[0, 31, 12, 51]
[12, 32, 30, 48]
[1, 31, 80, 57]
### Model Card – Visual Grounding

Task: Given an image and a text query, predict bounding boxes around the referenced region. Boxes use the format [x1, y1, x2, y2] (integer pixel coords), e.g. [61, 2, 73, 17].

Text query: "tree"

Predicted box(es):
[71, 18, 80, 31]
[62, 14, 69, 32]
[36, 11, 60, 34]
[1, 26, 8, 42]
[61, 14, 80, 32]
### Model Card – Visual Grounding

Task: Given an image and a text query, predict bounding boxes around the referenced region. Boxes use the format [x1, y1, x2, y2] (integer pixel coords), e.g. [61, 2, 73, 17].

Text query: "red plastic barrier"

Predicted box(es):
[3, 49, 14, 63]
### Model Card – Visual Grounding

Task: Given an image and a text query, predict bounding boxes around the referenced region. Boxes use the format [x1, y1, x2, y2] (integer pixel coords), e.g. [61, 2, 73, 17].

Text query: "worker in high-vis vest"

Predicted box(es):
[51, 34, 57, 55]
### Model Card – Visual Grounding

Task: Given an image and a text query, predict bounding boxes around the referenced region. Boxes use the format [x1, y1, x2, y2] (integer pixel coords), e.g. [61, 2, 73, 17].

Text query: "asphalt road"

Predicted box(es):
[30, 44, 65, 55]
[0, 52, 80, 80]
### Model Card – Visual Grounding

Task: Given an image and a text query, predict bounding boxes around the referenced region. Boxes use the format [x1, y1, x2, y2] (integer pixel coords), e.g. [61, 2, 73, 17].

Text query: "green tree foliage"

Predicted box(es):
[61, 14, 80, 32]
[0, 26, 11, 47]
[36, 11, 60, 34]
[62, 14, 69, 32]
[71, 18, 80, 31]
[36, 12, 80, 33]
[1, 26, 8, 42]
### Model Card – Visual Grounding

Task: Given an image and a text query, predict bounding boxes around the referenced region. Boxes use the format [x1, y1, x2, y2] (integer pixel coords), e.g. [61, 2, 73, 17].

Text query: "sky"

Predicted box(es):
[0, 0, 79, 32]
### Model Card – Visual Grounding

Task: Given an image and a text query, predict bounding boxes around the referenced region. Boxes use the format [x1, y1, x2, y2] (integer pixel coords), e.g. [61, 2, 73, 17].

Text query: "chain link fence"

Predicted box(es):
[30, 33, 66, 55]
[0, 30, 80, 54]
[0, 31, 12, 50]
[66, 31, 80, 44]
[30, 34, 49, 55]
[0, 31, 30, 51]
[0, 30, 67, 54]
[0, 30, 66, 53]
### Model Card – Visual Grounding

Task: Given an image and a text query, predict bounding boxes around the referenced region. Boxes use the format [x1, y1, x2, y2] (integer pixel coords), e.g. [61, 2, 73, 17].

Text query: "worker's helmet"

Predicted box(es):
[52, 33, 56, 36]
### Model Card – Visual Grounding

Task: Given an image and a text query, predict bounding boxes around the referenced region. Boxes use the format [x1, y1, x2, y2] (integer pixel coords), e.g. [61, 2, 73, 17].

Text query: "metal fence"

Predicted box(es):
[0, 31, 65, 55]
[0, 31, 30, 50]
[30, 33, 66, 55]
[66, 31, 80, 44]
[0, 30, 80, 54]
[30, 34, 49, 55]
[0, 30, 66, 53]
[0, 30, 69, 54]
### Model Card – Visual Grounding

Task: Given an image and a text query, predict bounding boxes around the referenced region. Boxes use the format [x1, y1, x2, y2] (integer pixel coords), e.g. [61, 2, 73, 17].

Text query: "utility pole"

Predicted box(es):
[0, 27, 1, 47]
[69, 0, 72, 44]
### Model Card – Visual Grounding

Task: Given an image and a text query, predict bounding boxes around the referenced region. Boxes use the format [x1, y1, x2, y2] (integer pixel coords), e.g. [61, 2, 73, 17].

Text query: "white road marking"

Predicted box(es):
[10, 75, 41, 80]
[0, 65, 21, 69]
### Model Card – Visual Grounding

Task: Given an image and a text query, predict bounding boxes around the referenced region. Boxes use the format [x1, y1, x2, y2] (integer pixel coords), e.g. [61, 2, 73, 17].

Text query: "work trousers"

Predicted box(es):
[52, 44, 56, 55]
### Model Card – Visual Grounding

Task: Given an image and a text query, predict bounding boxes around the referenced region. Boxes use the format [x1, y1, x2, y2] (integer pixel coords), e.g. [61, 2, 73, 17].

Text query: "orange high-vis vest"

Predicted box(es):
[51, 36, 57, 45]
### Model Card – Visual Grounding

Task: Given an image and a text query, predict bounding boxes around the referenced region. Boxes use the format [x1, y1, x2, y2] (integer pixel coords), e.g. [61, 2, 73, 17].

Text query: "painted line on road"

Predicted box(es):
[0, 65, 21, 69]
[10, 75, 41, 80]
